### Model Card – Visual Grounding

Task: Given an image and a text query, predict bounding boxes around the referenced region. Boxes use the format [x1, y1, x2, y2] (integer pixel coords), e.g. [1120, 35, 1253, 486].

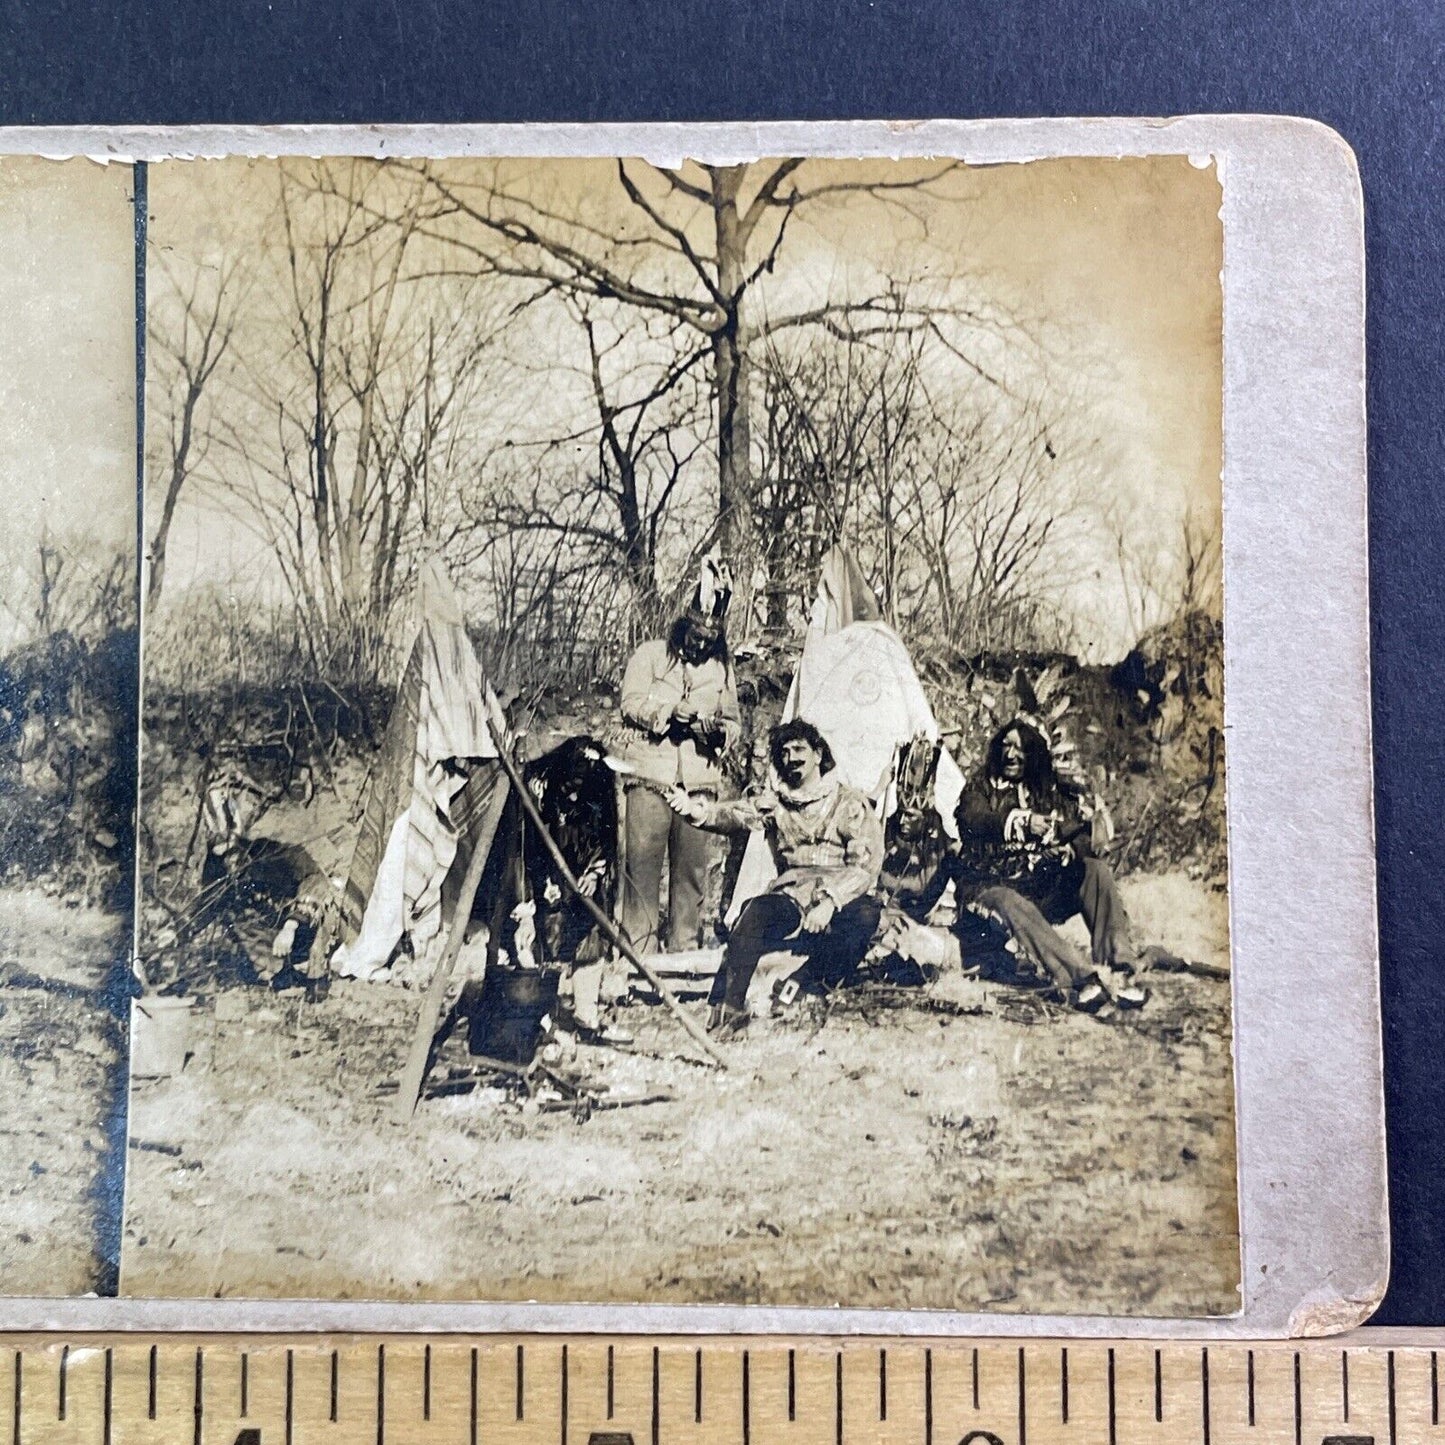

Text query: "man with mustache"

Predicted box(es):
[669, 718, 884, 1038]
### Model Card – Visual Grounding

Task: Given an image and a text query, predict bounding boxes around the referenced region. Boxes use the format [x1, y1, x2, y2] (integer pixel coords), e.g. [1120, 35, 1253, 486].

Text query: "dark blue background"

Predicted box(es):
[3, 0, 1440, 1323]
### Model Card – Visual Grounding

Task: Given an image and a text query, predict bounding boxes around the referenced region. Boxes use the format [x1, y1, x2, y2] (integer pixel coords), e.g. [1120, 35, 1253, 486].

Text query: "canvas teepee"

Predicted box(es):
[727, 546, 965, 919]
[329, 557, 511, 982]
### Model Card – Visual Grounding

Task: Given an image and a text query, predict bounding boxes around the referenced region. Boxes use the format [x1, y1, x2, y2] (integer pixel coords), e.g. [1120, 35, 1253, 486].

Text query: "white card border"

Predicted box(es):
[0, 115, 1383, 1337]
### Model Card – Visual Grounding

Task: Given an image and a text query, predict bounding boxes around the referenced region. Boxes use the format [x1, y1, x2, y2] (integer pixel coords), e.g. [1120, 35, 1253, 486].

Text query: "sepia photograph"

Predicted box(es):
[0, 157, 137, 1296]
[123, 150, 1237, 1315]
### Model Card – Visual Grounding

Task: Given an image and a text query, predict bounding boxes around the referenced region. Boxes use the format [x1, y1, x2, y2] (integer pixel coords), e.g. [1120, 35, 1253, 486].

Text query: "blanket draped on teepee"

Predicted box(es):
[331, 558, 507, 981]
[726, 547, 965, 922]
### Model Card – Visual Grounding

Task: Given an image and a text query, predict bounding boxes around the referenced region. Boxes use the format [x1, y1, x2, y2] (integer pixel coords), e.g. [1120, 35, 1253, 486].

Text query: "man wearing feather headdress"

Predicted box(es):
[950, 711, 1148, 1010]
[617, 556, 742, 955]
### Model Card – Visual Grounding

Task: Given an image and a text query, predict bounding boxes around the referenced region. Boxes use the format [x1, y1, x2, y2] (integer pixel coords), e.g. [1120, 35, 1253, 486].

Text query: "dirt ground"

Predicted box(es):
[121, 861, 1238, 1316]
[0, 888, 126, 1296]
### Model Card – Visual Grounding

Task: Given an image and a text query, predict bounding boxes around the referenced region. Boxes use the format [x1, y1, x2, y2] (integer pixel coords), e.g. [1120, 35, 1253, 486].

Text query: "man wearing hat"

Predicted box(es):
[617, 559, 742, 954]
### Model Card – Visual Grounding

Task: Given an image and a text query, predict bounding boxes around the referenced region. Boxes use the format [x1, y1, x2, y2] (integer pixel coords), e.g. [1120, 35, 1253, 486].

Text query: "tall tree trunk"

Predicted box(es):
[147, 400, 196, 611]
[711, 167, 752, 563]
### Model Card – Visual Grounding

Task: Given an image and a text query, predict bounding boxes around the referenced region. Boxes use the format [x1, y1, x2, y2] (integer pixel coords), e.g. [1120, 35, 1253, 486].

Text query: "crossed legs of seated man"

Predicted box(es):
[707, 889, 882, 1033]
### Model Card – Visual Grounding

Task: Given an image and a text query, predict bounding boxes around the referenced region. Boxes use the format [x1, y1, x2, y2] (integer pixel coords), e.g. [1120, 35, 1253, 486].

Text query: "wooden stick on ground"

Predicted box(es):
[393, 770, 513, 1123]
[483, 718, 729, 1070]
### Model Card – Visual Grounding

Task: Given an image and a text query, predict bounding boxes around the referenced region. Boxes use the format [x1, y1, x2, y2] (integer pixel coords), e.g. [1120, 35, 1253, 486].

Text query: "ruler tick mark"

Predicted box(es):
[1432, 1349, 1439, 1425]
[58, 1342, 68, 1420]
[1108, 1347, 1117, 1445]
[1293, 1352, 1301, 1445]
[517, 1344, 525, 1421]
[1247, 1349, 1255, 1427]
[561, 1344, 569, 1445]
[11, 1350, 20, 1445]
[102, 1348, 112, 1445]
[743, 1351, 751, 1445]
[285, 1350, 294, 1445]
[1341, 1348, 1349, 1421]
[879, 1348, 887, 1422]
[377, 1343, 386, 1445]
[834, 1353, 843, 1445]
[1154, 1347, 1162, 1423]
[1018, 1346, 1027, 1445]
[924, 1349, 932, 1445]
[331, 1349, 340, 1423]
[1060, 1347, 1068, 1424]
[788, 1349, 796, 1423]
[193, 1347, 204, 1445]
[607, 1344, 615, 1420]
[425, 1343, 433, 1422]
[148, 1343, 158, 1420]
[470, 1347, 479, 1445]
[972, 1346, 980, 1410]
[1388, 1349, 1397, 1445]
[650, 1347, 660, 1445]
[695, 1349, 703, 1423]
[1201, 1348, 1211, 1445]
[241, 1350, 250, 1417]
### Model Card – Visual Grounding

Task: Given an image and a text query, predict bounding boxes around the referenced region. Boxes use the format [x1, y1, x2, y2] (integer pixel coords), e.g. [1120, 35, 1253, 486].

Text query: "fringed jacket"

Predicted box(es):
[701, 770, 884, 910]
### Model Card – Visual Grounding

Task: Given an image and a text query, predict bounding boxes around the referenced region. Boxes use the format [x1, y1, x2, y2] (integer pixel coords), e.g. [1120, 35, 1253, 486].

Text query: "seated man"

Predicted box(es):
[667, 719, 884, 1038]
[952, 717, 1148, 1010]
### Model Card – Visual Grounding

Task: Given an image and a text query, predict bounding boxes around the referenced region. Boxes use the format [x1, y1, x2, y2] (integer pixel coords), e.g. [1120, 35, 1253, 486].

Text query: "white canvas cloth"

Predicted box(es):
[726, 550, 963, 923]
[332, 557, 505, 980]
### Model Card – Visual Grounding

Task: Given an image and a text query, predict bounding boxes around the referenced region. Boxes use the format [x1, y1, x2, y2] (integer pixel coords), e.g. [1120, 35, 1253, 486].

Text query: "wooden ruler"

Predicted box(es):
[0, 1333, 1437, 1445]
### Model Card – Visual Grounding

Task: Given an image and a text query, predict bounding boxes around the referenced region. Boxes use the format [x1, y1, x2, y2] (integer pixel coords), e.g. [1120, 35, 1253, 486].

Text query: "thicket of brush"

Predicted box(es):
[144, 584, 1226, 886]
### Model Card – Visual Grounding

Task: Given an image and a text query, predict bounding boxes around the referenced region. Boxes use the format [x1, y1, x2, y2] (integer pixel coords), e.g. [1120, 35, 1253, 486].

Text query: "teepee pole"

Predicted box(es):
[484, 719, 729, 1071]
[393, 769, 513, 1122]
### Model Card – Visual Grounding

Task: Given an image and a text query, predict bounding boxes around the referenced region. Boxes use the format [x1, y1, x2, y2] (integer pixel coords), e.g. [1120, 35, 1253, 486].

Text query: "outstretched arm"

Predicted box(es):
[667, 786, 767, 834]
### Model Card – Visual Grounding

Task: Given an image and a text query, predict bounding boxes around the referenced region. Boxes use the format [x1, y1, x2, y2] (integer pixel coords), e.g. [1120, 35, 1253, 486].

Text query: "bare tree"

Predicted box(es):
[146, 252, 244, 609]
[461, 301, 714, 658]
[198, 160, 513, 683]
[755, 314, 1084, 655]
[413, 158, 960, 562]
